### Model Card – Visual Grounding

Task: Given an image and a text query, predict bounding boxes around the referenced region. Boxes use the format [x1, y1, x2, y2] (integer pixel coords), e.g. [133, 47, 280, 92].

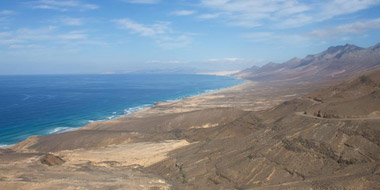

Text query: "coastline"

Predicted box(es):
[0, 76, 245, 149]
[0, 75, 329, 189]
[3, 75, 325, 151]
[59, 79, 251, 132]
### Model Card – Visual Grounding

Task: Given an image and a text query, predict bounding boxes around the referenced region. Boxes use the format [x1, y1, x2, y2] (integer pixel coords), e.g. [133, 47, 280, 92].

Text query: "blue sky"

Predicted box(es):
[0, 0, 380, 74]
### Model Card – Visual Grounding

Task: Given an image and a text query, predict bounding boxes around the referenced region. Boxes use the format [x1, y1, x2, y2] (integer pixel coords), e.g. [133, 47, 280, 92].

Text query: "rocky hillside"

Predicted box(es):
[235, 43, 380, 83]
[149, 68, 380, 189]
[2, 57, 380, 189]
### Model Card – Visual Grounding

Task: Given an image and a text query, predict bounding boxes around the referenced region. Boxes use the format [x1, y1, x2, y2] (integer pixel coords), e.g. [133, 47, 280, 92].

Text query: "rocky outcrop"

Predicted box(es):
[40, 154, 65, 166]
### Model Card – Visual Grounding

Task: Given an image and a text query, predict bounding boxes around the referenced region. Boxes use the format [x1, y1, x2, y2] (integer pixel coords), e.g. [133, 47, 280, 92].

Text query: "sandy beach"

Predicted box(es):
[0, 79, 326, 189]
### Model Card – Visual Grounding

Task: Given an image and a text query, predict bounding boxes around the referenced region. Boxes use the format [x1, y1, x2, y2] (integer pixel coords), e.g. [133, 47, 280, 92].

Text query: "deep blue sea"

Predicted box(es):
[0, 74, 242, 147]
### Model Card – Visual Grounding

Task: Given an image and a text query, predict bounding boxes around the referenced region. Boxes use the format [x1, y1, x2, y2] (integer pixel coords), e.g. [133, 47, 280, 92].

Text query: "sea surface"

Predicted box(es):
[0, 74, 242, 147]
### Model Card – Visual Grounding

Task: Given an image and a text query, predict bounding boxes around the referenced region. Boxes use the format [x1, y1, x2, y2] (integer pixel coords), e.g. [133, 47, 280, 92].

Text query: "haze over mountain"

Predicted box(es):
[236, 43, 380, 83]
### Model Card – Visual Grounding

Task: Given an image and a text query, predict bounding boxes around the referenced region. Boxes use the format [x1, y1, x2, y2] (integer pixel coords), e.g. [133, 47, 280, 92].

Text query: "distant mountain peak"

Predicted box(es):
[325, 44, 362, 54]
[266, 62, 278, 66]
[370, 42, 380, 51]
[319, 44, 363, 60]
[289, 57, 301, 61]
[235, 42, 380, 83]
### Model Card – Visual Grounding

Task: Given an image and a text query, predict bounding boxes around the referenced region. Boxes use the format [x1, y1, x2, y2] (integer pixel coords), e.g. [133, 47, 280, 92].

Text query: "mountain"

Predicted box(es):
[2, 43, 380, 190]
[304, 68, 380, 118]
[148, 68, 380, 189]
[235, 43, 380, 83]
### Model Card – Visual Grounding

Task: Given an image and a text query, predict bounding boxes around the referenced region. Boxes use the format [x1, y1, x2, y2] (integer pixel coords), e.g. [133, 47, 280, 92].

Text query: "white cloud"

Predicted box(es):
[200, 0, 311, 27]
[320, 0, 380, 20]
[171, 10, 196, 16]
[113, 18, 170, 36]
[0, 10, 16, 25]
[240, 32, 274, 42]
[276, 14, 313, 28]
[198, 13, 221, 19]
[0, 26, 56, 46]
[308, 18, 380, 38]
[199, 0, 380, 28]
[0, 10, 16, 15]
[58, 31, 87, 40]
[0, 32, 12, 37]
[15, 26, 58, 41]
[8, 44, 43, 49]
[31, 0, 99, 11]
[241, 32, 313, 47]
[121, 0, 160, 4]
[156, 34, 192, 49]
[61, 17, 82, 26]
[0, 26, 106, 51]
[113, 18, 193, 49]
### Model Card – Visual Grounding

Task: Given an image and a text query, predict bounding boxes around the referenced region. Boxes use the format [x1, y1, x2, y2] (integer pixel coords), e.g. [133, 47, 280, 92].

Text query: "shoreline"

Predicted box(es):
[1, 77, 246, 149]
[0, 74, 334, 190]
[66, 79, 250, 131]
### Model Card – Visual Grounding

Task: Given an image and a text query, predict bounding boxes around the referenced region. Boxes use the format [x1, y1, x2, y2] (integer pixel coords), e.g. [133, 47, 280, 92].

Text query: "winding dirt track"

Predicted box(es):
[295, 112, 380, 121]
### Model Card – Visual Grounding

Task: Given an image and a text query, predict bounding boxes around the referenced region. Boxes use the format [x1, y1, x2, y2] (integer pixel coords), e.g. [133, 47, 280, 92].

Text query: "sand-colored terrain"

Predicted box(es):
[0, 80, 321, 190]
[1, 68, 380, 189]
[59, 140, 190, 167]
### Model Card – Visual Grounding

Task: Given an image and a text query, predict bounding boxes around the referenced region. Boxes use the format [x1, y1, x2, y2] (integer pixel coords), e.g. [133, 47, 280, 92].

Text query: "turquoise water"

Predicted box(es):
[0, 74, 242, 147]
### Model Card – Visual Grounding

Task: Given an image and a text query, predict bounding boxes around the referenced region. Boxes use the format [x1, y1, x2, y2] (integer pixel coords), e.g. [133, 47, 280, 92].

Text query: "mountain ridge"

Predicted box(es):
[235, 43, 380, 83]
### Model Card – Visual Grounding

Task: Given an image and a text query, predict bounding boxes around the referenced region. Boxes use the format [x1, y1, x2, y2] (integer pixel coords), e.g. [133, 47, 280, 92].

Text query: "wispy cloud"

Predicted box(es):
[0, 10, 16, 15]
[113, 18, 170, 36]
[30, 0, 99, 11]
[199, 0, 380, 28]
[171, 10, 196, 16]
[60, 17, 83, 26]
[0, 10, 16, 25]
[199, 0, 311, 27]
[58, 31, 87, 40]
[0, 26, 106, 50]
[241, 32, 313, 47]
[240, 32, 275, 42]
[0, 26, 57, 47]
[120, 0, 160, 4]
[197, 13, 221, 19]
[113, 18, 192, 49]
[308, 18, 380, 38]
[156, 34, 192, 49]
[8, 44, 43, 49]
[320, 0, 380, 20]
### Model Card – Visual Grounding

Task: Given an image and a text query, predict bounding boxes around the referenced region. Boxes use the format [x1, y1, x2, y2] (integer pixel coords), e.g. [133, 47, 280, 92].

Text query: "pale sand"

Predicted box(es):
[1, 141, 189, 190]
[58, 140, 190, 167]
[196, 70, 241, 76]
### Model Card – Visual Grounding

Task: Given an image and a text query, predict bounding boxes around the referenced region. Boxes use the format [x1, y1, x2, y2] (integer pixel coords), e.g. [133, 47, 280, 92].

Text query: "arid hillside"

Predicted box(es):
[235, 43, 380, 83]
[1, 62, 380, 189]
[148, 69, 380, 189]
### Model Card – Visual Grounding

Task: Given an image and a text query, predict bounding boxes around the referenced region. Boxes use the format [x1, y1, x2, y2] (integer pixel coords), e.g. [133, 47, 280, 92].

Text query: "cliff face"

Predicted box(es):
[235, 43, 380, 83]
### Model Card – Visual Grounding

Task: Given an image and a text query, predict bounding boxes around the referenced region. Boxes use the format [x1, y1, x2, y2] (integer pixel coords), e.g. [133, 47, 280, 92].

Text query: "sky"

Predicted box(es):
[0, 0, 380, 75]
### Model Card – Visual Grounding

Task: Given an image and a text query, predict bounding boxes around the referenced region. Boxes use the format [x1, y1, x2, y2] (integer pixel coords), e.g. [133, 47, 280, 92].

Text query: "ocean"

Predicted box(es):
[0, 74, 242, 147]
